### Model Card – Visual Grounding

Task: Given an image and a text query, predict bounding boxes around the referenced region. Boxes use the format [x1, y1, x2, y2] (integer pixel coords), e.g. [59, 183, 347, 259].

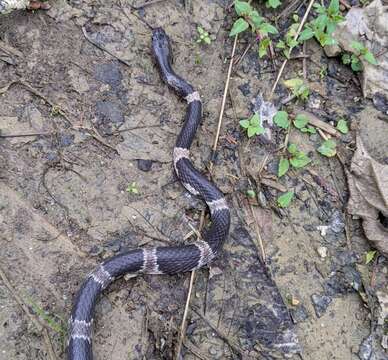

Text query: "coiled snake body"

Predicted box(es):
[68, 28, 231, 360]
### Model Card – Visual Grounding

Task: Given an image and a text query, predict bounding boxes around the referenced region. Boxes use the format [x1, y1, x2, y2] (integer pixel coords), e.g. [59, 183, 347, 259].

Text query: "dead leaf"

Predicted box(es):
[347, 137, 388, 256]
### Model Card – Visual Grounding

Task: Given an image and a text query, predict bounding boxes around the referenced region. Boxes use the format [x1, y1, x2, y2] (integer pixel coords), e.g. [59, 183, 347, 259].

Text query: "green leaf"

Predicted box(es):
[363, 51, 378, 65]
[247, 125, 264, 137]
[234, 0, 252, 16]
[274, 111, 290, 129]
[301, 125, 316, 134]
[266, 0, 281, 9]
[260, 23, 278, 35]
[288, 143, 298, 155]
[258, 38, 270, 58]
[351, 58, 363, 72]
[351, 41, 364, 52]
[365, 250, 377, 264]
[290, 152, 311, 168]
[336, 119, 348, 134]
[204, 37, 211, 45]
[299, 28, 315, 41]
[230, 18, 249, 36]
[328, 0, 339, 15]
[276, 40, 286, 49]
[278, 158, 289, 177]
[294, 114, 309, 129]
[284, 78, 304, 89]
[239, 119, 250, 128]
[277, 191, 294, 208]
[250, 10, 263, 29]
[250, 113, 260, 126]
[246, 189, 256, 198]
[317, 139, 337, 157]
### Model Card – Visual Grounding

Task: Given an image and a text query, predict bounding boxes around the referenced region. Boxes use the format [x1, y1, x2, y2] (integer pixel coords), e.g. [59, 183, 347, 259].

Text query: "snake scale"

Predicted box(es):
[67, 28, 231, 360]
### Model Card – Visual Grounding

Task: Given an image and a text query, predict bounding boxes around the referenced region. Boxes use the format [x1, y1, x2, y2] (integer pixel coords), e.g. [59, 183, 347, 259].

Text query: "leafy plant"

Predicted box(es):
[196, 26, 212, 45]
[278, 144, 311, 177]
[299, 0, 344, 47]
[288, 143, 311, 168]
[294, 113, 316, 134]
[317, 139, 337, 157]
[276, 14, 300, 59]
[230, 1, 278, 58]
[240, 113, 265, 138]
[284, 78, 310, 101]
[126, 182, 139, 194]
[342, 41, 378, 72]
[277, 191, 294, 208]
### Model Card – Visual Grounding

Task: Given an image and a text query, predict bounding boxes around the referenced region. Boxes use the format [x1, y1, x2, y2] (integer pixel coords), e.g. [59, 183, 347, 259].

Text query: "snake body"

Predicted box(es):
[68, 28, 231, 360]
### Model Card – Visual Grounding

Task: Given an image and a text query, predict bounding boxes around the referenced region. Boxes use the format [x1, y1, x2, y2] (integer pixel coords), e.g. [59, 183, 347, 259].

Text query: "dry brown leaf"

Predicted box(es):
[347, 137, 388, 257]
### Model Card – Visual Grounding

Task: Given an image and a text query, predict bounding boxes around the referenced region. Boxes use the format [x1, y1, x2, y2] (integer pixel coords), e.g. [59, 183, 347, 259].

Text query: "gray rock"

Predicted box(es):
[311, 293, 332, 318]
[137, 159, 153, 172]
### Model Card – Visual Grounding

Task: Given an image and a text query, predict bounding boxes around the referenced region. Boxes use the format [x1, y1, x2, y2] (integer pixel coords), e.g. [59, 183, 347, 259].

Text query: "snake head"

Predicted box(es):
[152, 28, 173, 65]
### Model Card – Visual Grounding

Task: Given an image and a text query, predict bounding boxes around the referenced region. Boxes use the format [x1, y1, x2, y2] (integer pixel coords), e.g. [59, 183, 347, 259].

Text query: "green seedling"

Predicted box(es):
[240, 113, 265, 138]
[196, 26, 212, 45]
[126, 182, 139, 194]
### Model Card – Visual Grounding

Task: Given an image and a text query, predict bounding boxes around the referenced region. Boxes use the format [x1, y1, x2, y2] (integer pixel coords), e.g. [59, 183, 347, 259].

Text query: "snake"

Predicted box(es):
[67, 28, 231, 360]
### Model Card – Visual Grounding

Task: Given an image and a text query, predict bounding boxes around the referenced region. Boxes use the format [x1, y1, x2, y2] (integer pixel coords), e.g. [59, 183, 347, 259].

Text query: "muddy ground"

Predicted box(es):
[0, 1, 387, 360]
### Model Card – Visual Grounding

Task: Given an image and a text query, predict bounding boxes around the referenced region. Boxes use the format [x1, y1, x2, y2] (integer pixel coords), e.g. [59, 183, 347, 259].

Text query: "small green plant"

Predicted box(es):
[299, 0, 344, 47]
[126, 182, 139, 194]
[240, 113, 264, 138]
[319, 66, 328, 79]
[293, 113, 316, 134]
[342, 41, 378, 72]
[276, 14, 300, 59]
[246, 189, 256, 198]
[230, 1, 278, 58]
[277, 144, 311, 178]
[196, 26, 212, 45]
[284, 78, 310, 101]
[277, 191, 294, 208]
[50, 105, 63, 116]
[288, 143, 311, 168]
[365, 250, 377, 264]
[317, 139, 337, 157]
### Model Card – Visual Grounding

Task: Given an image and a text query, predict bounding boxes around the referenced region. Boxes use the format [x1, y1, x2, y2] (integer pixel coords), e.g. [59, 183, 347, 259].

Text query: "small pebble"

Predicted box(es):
[137, 159, 153, 172]
[317, 246, 328, 258]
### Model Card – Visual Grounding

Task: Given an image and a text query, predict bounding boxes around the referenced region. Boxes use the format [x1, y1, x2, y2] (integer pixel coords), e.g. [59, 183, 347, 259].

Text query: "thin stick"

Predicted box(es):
[175, 271, 196, 359]
[209, 34, 238, 172]
[0, 265, 57, 360]
[0, 132, 53, 138]
[269, 0, 315, 99]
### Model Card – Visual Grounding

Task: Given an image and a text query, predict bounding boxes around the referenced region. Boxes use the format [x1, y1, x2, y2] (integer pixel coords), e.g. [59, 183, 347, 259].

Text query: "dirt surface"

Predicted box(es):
[0, 1, 387, 360]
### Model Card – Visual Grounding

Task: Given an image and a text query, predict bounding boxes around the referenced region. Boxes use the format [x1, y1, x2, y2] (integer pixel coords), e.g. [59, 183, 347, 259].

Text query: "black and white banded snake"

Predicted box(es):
[68, 28, 231, 360]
